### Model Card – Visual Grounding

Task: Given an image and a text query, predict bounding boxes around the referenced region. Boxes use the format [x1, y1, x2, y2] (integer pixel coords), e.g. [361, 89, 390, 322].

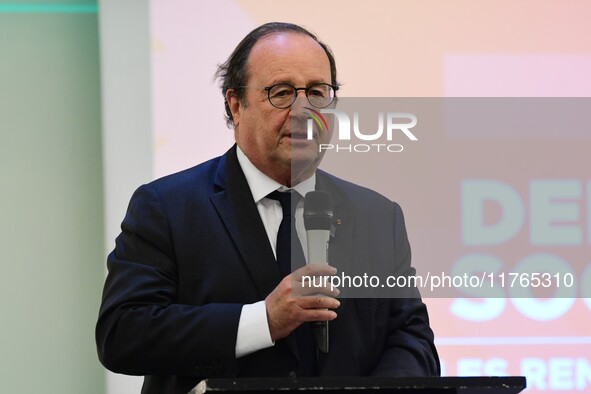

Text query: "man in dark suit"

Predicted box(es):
[96, 22, 439, 394]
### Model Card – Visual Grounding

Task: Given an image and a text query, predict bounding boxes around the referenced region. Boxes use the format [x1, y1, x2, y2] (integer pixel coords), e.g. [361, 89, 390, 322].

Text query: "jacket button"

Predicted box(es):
[288, 370, 297, 378]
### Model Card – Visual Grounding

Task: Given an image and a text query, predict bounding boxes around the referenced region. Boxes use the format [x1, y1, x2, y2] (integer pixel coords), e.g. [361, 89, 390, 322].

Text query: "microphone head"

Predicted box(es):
[304, 191, 333, 230]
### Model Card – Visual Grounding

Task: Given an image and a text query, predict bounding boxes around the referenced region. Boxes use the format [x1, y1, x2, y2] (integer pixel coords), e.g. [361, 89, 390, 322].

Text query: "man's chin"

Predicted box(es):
[289, 145, 323, 179]
[290, 142, 320, 161]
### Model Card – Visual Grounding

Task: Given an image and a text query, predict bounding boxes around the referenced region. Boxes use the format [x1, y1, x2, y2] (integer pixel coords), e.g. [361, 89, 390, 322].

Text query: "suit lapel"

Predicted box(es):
[210, 146, 281, 299]
[210, 147, 300, 361]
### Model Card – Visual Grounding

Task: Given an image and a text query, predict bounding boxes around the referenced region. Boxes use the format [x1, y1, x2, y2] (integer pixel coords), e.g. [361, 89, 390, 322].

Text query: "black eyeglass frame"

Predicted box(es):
[232, 83, 338, 109]
[263, 83, 338, 109]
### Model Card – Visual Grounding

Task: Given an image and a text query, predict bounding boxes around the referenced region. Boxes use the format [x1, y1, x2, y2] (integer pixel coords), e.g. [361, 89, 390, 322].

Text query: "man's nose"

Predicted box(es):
[289, 96, 310, 129]
[291, 95, 308, 113]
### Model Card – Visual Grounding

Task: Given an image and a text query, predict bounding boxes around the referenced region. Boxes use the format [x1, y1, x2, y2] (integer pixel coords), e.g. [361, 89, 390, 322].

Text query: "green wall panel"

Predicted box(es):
[0, 5, 105, 393]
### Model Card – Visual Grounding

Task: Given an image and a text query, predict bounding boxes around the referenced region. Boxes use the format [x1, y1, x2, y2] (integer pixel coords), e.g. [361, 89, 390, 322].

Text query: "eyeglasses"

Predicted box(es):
[236, 83, 338, 109]
[264, 83, 338, 109]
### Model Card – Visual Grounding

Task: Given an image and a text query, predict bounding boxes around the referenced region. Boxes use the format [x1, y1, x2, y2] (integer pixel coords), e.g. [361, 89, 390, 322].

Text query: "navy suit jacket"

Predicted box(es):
[96, 146, 439, 394]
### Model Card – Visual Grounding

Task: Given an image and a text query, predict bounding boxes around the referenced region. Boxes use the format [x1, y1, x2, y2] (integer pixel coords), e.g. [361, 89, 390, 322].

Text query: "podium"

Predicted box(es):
[189, 377, 526, 394]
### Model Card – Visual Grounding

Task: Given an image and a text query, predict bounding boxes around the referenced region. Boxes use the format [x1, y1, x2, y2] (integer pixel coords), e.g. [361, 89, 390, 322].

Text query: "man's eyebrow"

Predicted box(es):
[265, 79, 289, 86]
[265, 78, 331, 86]
[307, 78, 331, 85]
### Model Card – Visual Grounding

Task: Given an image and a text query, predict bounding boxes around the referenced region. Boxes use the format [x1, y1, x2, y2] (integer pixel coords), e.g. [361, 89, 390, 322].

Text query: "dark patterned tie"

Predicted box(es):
[267, 190, 317, 376]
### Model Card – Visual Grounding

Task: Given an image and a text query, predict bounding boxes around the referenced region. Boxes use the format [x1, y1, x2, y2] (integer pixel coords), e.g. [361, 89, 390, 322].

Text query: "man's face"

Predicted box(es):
[227, 32, 333, 186]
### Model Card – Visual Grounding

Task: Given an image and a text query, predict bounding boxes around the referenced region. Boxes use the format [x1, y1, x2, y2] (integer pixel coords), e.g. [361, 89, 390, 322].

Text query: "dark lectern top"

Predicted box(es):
[189, 376, 526, 394]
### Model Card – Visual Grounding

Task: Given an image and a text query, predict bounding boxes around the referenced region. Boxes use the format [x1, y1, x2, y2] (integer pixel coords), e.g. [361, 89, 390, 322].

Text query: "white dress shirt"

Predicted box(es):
[234, 147, 315, 358]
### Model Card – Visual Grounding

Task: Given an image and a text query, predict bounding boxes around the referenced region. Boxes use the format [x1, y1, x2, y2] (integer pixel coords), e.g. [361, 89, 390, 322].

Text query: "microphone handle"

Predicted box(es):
[306, 229, 331, 354]
[313, 321, 329, 353]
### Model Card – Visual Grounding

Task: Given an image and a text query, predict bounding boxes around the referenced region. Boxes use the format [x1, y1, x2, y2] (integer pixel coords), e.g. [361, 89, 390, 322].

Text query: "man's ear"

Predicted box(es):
[225, 89, 241, 126]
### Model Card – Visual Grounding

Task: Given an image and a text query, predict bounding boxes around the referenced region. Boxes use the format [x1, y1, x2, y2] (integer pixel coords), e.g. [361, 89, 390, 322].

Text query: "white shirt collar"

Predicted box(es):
[236, 146, 315, 203]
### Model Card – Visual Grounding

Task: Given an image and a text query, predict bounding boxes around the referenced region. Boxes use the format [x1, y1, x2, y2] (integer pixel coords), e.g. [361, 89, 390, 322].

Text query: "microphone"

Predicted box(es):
[304, 191, 333, 354]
